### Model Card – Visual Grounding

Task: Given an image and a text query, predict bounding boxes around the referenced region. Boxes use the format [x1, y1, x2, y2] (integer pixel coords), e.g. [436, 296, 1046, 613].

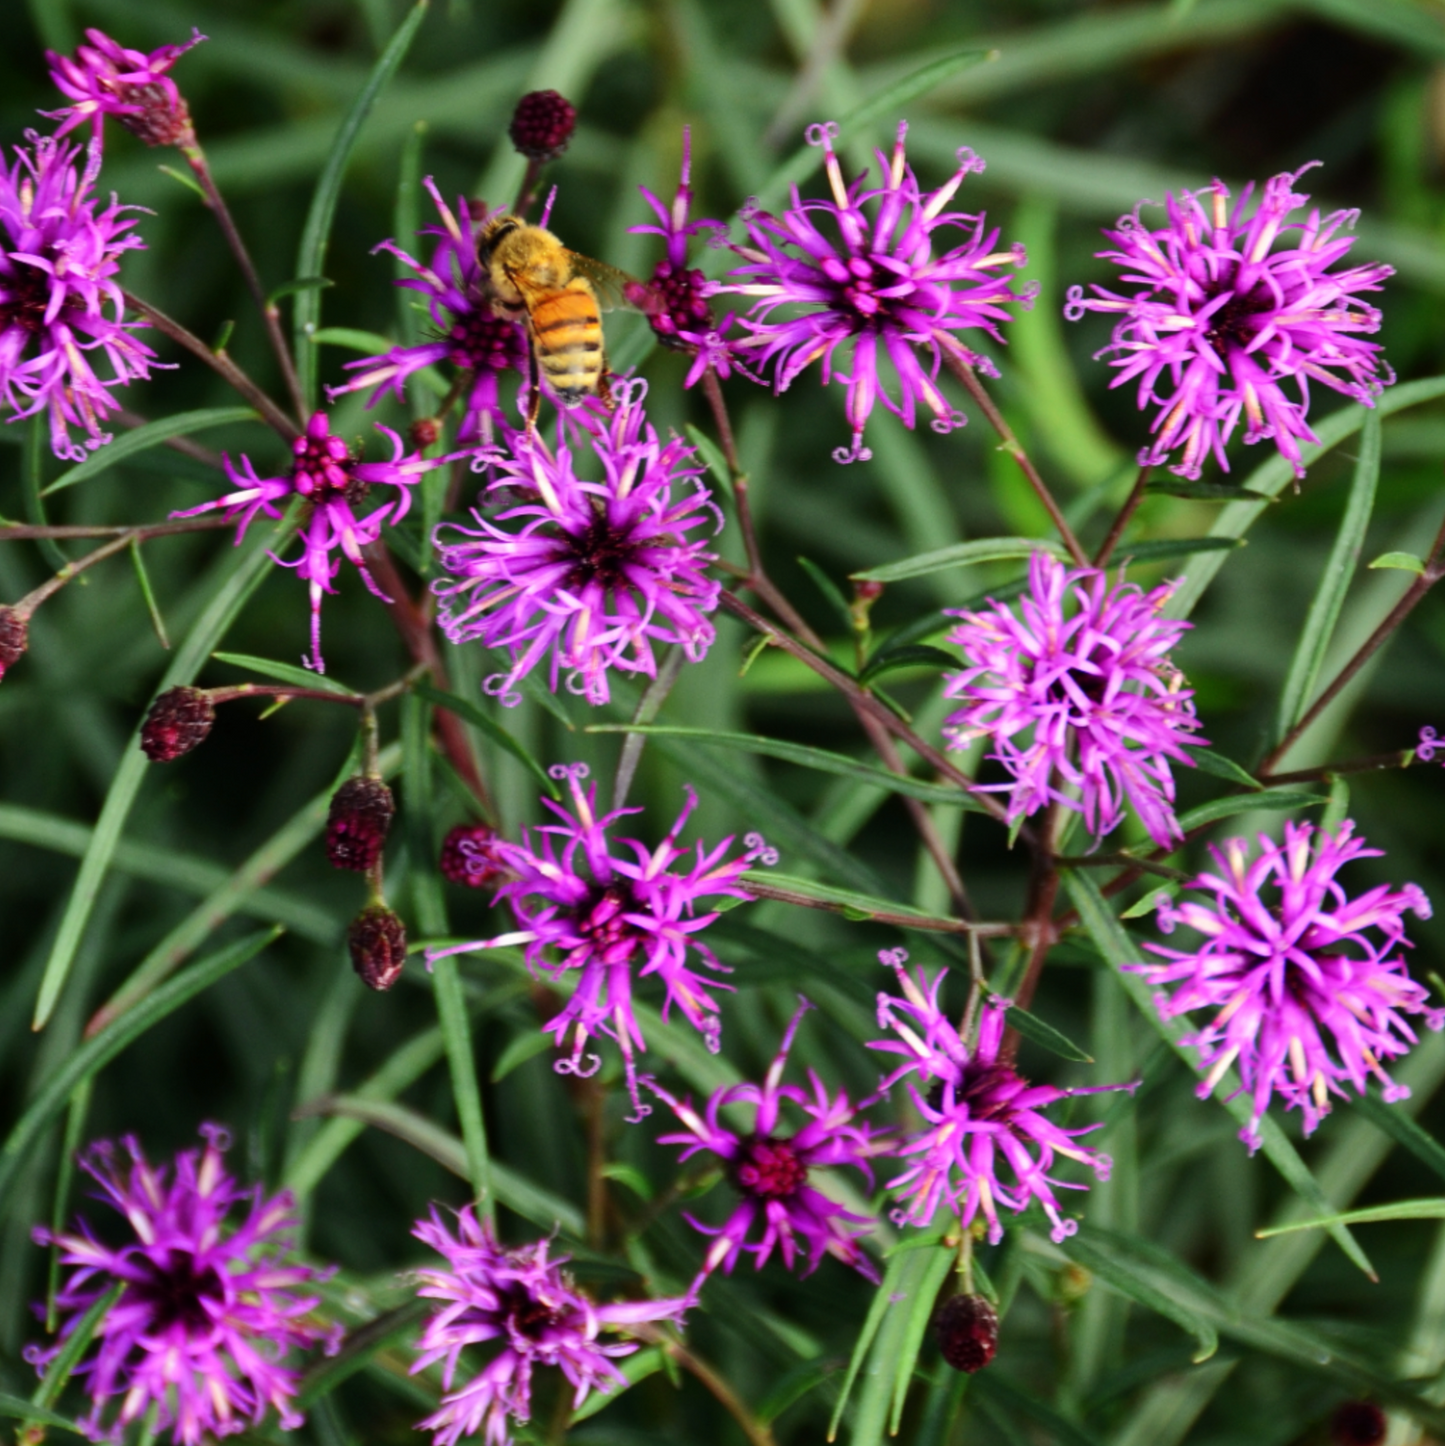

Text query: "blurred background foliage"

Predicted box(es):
[6, 0, 1445, 1444]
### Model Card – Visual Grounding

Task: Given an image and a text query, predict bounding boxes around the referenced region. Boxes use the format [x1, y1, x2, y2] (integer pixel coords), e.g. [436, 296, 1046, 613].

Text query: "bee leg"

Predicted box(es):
[526, 378, 542, 433]
[597, 355, 618, 413]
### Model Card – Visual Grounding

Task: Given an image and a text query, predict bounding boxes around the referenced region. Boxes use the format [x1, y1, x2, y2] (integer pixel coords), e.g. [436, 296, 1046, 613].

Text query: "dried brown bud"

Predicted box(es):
[0, 606, 29, 681]
[347, 903, 407, 991]
[410, 416, 442, 450]
[508, 89, 576, 161]
[140, 686, 215, 762]
[935, 1294, 998, 1374]
[439, 823, 505, 889]
[326, 776, 395, 873]
[1331, 1403, 1386, 1446]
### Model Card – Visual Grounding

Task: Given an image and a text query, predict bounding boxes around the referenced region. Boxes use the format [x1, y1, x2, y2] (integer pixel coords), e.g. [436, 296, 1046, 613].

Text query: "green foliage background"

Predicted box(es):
[5, 1, 1445, 1444]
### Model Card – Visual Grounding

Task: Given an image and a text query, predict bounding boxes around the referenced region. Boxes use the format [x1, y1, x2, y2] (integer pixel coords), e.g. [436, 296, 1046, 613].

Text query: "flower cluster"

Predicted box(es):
[327, 180, 528, 444]
[427, 763, 775, 1118]
[45, 28, 204, 148]
[1065, 164, 1393, 479]
[412, 1206, 687, 1446]
[871, 952, 1129, 1244]
[725, 120, 1032, 463]
[943, 550, 1203, 849]
[432, 382, 722, 706]
[29, 1127, 335, 1446]
[1137, 821, 1439, 1150]
[647, 999, 888, 1283]
[0, 132, 155, 460]
[174, 410, 452, 672]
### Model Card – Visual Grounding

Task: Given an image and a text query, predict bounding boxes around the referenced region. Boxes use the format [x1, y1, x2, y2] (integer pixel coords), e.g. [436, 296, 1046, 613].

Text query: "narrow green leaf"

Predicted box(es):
[1121, 884, 1176, 921]
[685, 423, 733, 499]
[1001, 1001, 1094, 1064]
[853, 537, 1065, 585]
[1350, 1088, 1445, 1188]
[585, 724, 983, 809]
[1, 929, 280, 1213]
[1257, 1198, 1445, 1237]
[797, 556, 856, 633]
[128, 539, 170, 650]
[1144, 478, 1276, 501]
[33, 1281, 121, 1410]
[858, 644, 958, 684]
[0, 1394, 86, 1435]
[888, 1247, 957, 1434]
[41, 408, 258, 495]
[490, 1028, 555, 1083]
[1274, 410, 1380, 744]
[294, 0, 430, 407]
[1172, 788, 1323, 832]
[1112, 536, 1244, 564]
[211, 651, 359, 695]
[1368, 550, 1426, 574]
[1321, 773, 1351, 837]
[1061, 868, 1375, 1278]
[1190, 749, 1262, 791]
[971, 1371, 1104, 1446]
[413, 681, 557, 797]
[34, 523, 286, 1030]
[24, 415, 67, 570]
[157, 164, 207, 201]
[295, 1300, 429, 1409]
[268, 275, 333, 305]
[568, 1347, 666, 1423]
[742, 869, 966, 933]
[313, 326, 400, 353]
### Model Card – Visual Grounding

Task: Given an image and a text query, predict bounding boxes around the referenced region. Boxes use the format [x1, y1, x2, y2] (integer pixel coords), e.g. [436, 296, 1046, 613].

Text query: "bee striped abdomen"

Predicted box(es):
[529, 285, 603, 403]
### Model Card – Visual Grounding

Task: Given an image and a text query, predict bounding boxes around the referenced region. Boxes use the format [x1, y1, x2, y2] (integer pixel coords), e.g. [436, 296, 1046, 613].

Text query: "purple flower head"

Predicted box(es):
[45, 28, 205, 147]
[327, 183, 528, 444]
[427, 763, 775, 1119]
[412, 1206, 688, 1446]
[646, 998, 889, 1284]
[1064, 164, 1393, 481]
[871, 952, 1130, 1244]
[28, 1125, 337, 1446]
[0, 132, 156, 461]
[624, 127, 743, 388]
[432, 381, 722, 707]
[724, 121, 1033, 463]
[174, 410, 453, 673]
[1135, 820, 1439, 1152]
[942, 550, 1204, 850]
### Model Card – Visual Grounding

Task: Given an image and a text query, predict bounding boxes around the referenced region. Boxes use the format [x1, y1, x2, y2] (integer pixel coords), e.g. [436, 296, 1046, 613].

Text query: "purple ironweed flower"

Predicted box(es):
[724, 120, 1033, 463]
[412, 1205, 688, 1446]
[942, 550, 1203, 850]
[1135, 820, 1439, 1151]
[327, 183, 528, 444]
[173, 411, 452, 672]
[432, 381, 722, 707]
[0, 132, 155, 461]
[28, 1125, 336, 1446]
[45, 28, 204, 148]
[645, 998, 888, 1283]
[871, 951, 1130, 1244]
[427, 762, 775, 1119]
[1064, 164, 1393, 480]
[624, 127, 742, 388]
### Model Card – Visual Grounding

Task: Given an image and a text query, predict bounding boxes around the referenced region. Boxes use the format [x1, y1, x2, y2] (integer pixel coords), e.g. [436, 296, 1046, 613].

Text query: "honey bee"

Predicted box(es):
[477, 215, 637, 419]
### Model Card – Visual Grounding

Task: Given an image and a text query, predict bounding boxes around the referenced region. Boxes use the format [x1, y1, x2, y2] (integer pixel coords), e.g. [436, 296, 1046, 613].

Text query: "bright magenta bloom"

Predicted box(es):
[432, 382, 721, 706]
[0, 133, 154, 461]
[1137, 821, 1439, 1151]
[412, 1206, 688, 1446]
[327, 181, 528, 443]
[29, 1126, 336, 1446]
[942, 550, 1203, 849]
[725, 121, 1032, 463]
[427, 763, 774, 1119]
[1065, 164, 1393, 480]
[647, 999, 888, 1282]
[872, 953, 1129, 1244]
[45, 27, 204, 146]
[174, 411, 452, 672]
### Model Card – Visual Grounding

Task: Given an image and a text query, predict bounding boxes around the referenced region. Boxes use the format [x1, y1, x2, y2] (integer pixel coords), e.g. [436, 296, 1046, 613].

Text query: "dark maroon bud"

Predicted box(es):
[410, 416, 441, 450]
[439, 823, 505, 889]
[326, 776, 395, 873]
[853, 579, 885, 604]
[508, 89, 577, 162]
[1331, 1402, 1386, 1446]
[935, 1294, 998, 1374]
[347, 903, 407, 991]
[140, 686, 215, 762]
[0, 606, 29, 681]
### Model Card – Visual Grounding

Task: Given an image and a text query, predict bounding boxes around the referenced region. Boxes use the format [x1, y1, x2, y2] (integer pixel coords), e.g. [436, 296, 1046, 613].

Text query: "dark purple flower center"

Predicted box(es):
[498, 1284, 563, 1340]
[1203, 282, 1271, 357]
[557, 509, 639, 592]
[292, 432, 368, 508]
[819, 252, 893, 326]
[0, 258, 62, 338]
[448, 305, 526, 374]
[932, 1062, 1024, 1124]
[130, 1249, 226, 1335]
[733, 1135, 808, 1200]
[575, 882, 644, 957]
[644, 261, 714, 348]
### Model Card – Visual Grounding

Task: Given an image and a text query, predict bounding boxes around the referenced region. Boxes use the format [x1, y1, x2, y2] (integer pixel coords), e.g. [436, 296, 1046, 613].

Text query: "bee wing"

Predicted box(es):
[565, 253, 645, 313]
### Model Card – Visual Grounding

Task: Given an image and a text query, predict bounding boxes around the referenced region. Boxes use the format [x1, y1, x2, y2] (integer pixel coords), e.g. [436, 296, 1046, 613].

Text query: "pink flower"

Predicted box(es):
[45, 27, 205, 147]
[1135, 820, 1439, 1151]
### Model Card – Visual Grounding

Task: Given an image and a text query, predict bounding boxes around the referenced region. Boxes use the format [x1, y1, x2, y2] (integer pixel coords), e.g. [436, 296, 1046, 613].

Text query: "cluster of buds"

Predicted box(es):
[508, 89, 576, 162]
[934, 1293, 998, 1374]
[140, 686, 215, 762]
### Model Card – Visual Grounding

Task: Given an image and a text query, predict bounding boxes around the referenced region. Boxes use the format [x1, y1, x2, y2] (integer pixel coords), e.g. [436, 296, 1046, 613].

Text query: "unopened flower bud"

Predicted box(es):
[439, 823, 505, 889]
[326, 777, 395, 873]
[935, 1294, 998, 1373]
[853, 579, 885, 604]
[0, 606, 29, 681]
[140, 686, 215, 762]
[1331, 1402, 1386, 1446]
[410, 416, 441, 450]
[347, 903, 407, 991]
[508, 89, 576, 161]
